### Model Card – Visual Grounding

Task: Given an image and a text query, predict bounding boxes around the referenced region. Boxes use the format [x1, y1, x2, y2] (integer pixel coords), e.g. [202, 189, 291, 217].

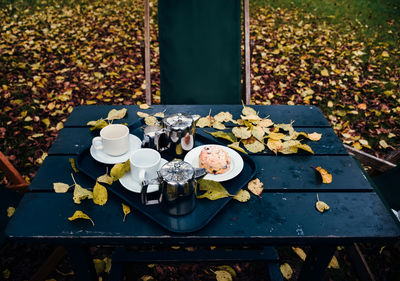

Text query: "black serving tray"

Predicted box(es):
[76, 122, 257, 233]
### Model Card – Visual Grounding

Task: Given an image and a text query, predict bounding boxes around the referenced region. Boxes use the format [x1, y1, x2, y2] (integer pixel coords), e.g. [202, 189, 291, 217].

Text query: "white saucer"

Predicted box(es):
[119, 158, 168, 193]
[184, 144, 244, 182]
[90, 134, 142, 164]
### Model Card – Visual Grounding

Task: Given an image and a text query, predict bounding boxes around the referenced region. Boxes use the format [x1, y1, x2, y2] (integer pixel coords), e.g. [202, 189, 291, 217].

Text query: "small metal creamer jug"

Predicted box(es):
[141, 160, 206, 216]
[142, 113, 200, 157]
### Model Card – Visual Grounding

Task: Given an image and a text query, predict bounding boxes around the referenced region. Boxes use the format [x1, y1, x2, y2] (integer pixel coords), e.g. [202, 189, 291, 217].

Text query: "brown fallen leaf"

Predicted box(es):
[247, 178, 263, 197]
[315, 166, 332, 184]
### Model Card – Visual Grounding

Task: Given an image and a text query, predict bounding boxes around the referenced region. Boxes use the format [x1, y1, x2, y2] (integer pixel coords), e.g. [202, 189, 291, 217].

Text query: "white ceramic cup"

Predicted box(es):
[130, 148, 161, 183]
[92, 124, 130, 156]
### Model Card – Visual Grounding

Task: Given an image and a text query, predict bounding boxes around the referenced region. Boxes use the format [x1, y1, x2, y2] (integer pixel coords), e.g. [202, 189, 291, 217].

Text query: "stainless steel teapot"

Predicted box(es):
[141, 160, 206, 216]
[142, 113, 200, 157]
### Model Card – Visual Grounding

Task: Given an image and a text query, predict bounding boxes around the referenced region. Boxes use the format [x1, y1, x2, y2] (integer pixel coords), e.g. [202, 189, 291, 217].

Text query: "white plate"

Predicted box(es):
[90, 134, 141, 164]
[119, 158, 168, 193]
[184, 145, 244, 182]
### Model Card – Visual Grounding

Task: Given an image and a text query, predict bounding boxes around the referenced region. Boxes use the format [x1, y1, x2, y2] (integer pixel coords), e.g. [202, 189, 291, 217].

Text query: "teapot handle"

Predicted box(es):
[141, 178, 162, 205]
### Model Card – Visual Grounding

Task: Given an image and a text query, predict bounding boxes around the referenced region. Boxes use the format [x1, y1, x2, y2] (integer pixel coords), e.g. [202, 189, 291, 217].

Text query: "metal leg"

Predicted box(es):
[297, 245, 336, 281]
[66, 245, 97, 281]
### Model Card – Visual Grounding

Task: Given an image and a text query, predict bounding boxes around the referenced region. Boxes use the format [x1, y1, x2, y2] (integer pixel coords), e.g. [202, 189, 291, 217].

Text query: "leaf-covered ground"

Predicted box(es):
[0, 0, 399, 280]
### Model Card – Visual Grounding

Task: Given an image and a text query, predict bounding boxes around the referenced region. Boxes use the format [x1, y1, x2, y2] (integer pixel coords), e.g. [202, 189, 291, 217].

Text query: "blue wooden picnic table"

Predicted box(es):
[5, 105, 400, 281]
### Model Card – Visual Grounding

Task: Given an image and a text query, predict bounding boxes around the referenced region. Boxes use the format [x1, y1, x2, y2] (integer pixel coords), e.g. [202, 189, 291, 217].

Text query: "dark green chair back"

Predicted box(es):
[158, 0, 242, 104]
[373, 165, 400, 211]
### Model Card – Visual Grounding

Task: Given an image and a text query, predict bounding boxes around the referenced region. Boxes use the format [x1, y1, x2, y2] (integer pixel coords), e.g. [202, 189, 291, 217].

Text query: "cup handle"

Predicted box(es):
[141, 178, 161, 205]
[92, 136, 103, 150]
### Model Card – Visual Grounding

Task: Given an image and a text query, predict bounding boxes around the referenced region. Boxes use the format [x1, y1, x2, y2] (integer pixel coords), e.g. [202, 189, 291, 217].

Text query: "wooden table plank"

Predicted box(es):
[29, 155, 371, 192]
[48, 127, 347, 155]
[64, 105, 331, 127]
[6, 192, 399, 243]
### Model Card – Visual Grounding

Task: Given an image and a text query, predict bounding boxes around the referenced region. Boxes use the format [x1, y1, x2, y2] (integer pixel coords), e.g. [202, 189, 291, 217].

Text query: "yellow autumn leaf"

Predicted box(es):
[381, 51, 390, 57]
[379, 139, 389, 149]
[139, 104, 150, 109]
[93, 258, 106, 275]
[280, 140, 300, 154]
[196, 116, 212, 128]
[214, 112, 233, 123]
[242, 105, 257, 116]
[213, 121, 226, 130]
[137, 111, 149, 118]
[257, 118, 274, 128]
[247, 178, 263, 197]
[73, 184, 93, 204]
[216, 266, 236, 278]
[69, 158, 79, 173]
[153, 112, 165, 118]
[228, 142, 248, 154]
[68, 210, 95, 226]
[144, 116, 158, 126]
[107, 108, 127, 120]
[93, 182, 108, 206]
[267, 138, 283, 154]
[53, 182, 71, 193]
[280, 263, 293, 280]
[214, 270, 233, 281]
[316, 200, 330, 213]
[315, 166, 332, 184]
[292, 247, 307, 261]
[232, 126, 252, 139]
[110, 160, 130, 181]
[41, 118, 50, 127]
[296, 143, 314, 154]
[197, 179, 231, 200]
[87, 119, 108, 131]
[252, 126, 265, 141]
[97, 173, 113, 185]
[7, 207, 16, 218]
[233, 189, 251, 202]
[122, 203, 131, 222]
[328, 256, 340, 269]
[267, 132, 286, 140]
[240, 114, 261, 121]
[321, 68, 329, 77]
[308, 132, 322, 141]
[205, 131, 237, 143]
[244, 139, 265, 153]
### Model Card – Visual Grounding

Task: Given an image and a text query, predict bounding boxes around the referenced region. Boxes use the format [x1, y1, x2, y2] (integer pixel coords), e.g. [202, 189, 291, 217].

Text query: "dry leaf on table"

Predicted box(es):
[122, 203, 131, 222]
[316, 194, 330, 213]
[139, 104, 150, 109]
[107, 108, 127, 120]
[247, 178, 263, 197]
[214, 112, 233, 123]
[97, 173, 113, 185]
[232, 126, 252, 139]
[93, 182, 108, 206]
[206, 131, 237, 143]
[196, 116, 212, 128]
[214, 270, 233, 281]
[53, 182, 71, 193]
[228, 142, 247, 154]
[197, 179, 231, 200]
[233, 189, 251, 202]
[280, 263, 293, 280]
[110, 160, 130, 181]
[69, 158, 79, 172]
[73, 184, 93, 204]
[244, 139, 265, 153]
[308, 132, 322, 141]
[68, 210, 95, 226]
[87, 119, 108, 131]
[144, 116, 158, 126]
[315, 166, 332, 184]
[7, 207, 16, 218]
[137, 111, 149, 118]
[242, 105, 257, 116]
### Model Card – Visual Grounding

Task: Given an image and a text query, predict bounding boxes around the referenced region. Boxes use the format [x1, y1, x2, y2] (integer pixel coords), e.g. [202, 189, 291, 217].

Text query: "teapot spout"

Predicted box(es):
[193, 167, 207, 180]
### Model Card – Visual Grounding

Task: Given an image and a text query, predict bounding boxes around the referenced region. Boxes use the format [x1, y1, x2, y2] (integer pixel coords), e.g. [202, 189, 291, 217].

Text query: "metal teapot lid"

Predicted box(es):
[158, 160, 194, 185]
[163, 113, 193, 130]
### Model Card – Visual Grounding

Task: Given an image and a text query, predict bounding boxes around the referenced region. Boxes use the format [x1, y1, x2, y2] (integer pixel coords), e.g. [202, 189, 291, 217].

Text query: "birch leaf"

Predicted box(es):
[267, 139, 283, 154]
[153, 112, 165, 118]
[110, 160, 130, 181]
[137, 111, 149, 118]
[68, 210, 95, 226]
[292, 247, 307, 261]
[97, 173, 113, 185]
[242, 105, 257, 116]
[233, 189, 251, 202]
[144, 116, 158, 126]
[267, 132, 286, 140]
[328, 256, 340, 269]
[280, 140, 300, 154]
[93, 182, 108, 206]
[316, 200, 330, 212]
[315, 166, 332, 184]
[244, 139, 265, 153]
[214, 270, 232, 281]
[252, 126, 265, 141]
[122, 203, 131, 222]
[197, 179, 230, 200]
[139, 104, 150, 109]
[308, 132, 322, 141]
[205, 131, 237, 143]
[213, 121, 226, 130]
[228, 142, 248, 154]
[87, 119, 108, 131]
[240, 114, 261, 121]
[232, 127, 252, 139]
[214, 112, 233, 123]
[296, 143, 314, 154]
[248, 178, 263, 196]
[69, 158, 79, 173]
[280, 263, 293, 280]
[73, 184, 93, 204]
[257, 118, 274, 128]
[196, 116, 212, 128]
[107, 108, 127, 120]
[53, 182, 71, 193]
[7, 207, 16, 218]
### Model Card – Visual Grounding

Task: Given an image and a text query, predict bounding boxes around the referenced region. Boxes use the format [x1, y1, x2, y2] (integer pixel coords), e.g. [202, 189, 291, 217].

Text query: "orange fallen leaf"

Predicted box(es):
[315, 166, 332, 184]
